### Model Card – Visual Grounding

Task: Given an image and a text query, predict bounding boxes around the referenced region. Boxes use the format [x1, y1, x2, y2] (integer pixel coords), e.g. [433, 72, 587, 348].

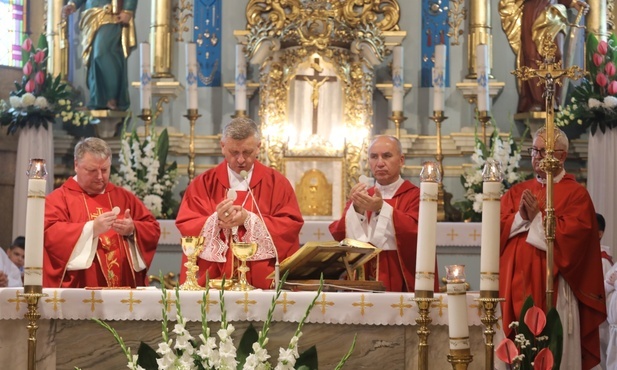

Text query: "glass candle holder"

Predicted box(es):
[419, 161, 442, 183]
[482, 158, 503, 182]
[445, 264, 466, 284]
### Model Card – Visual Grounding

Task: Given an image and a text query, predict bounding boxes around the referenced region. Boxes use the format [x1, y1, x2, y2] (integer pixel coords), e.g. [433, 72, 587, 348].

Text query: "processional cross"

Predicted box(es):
[295, 57, 337, 135]
[512, 36, 585, 310]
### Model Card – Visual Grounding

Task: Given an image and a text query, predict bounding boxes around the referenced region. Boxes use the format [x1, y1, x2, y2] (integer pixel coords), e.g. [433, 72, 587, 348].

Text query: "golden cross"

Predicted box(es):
[198, 293, 218, 314]
[351, 294, 374, 316]
[276, 292, 296, 314]
[313, 228, 324, 240]
[45, 290, 66, 311]
[236, 292, 257, 313]
[160, 226, 171, 240]
[390, 295, 413, 317]
[431, 295, 447, 317]
[83, 291, 104, 312]
[317, 293, 334, 314]
[447, 228, 458, 241]
[121, 291, 142, 312]
[90, 207, 105, 220]
[9, 290, 27, 311]
[468, 229, 480, 242]
[159, 292, 177, 312]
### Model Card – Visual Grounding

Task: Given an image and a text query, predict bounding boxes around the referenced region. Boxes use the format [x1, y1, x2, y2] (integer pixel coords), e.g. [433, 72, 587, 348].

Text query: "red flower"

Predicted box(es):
[593, 53, 604, 67]
[35, 71, 45, 85]
[608, 81, 617, 95]
[524, 305, 547, 336]
[496, 338, 519, 365]
[24, 79, 35, 93]
[33, 50, 45, 64]
[606, 62, 616, 77]
[22, 61, 32, 76]
[21, 38, 32, 52]
[597, 72, 609, 87]
[598, 40, 609, 55]
[533, 348, 554, 370]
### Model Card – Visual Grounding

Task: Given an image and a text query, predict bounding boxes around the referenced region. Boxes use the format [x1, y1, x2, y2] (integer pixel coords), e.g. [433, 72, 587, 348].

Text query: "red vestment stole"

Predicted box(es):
[82, 193, 130, 287]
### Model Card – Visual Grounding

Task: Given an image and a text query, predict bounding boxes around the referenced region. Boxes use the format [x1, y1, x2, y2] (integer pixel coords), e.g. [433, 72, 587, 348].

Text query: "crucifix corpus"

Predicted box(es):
[512, 36, 585, 311]
[295, 57, 337, 135]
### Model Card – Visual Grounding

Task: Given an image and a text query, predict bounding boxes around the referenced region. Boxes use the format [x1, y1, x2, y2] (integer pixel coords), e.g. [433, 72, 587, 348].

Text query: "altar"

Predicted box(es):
[0, 287, 504, 369]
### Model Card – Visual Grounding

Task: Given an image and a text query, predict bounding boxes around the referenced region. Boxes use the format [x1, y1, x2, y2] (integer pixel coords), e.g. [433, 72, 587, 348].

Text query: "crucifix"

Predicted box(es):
[512, 36, 585, 311]
[295, 57, 337, 135]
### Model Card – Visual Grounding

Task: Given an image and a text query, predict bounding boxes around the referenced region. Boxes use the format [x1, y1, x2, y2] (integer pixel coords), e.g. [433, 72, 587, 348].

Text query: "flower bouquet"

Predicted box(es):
[110, 126, 179, 219]
[556, 33, 617, 135]
[0, 35, 92, 134]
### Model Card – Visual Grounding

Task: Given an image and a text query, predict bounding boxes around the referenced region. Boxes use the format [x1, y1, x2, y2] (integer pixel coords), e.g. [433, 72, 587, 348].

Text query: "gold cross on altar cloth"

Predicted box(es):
[352, 294, 374, 316]
[159, 292, 176, 313]
[276, 292, 296, 314]
[236, 292, 257, 313]
[391, 295, 413, 317]
[313, 228, 324, 240]
[468, 229, 480, 242]
[317, 293, 334, 314]
[447, 228, 458, 241]
[9, 290, 27, 311]
[121, 291, 142, 312]
[198, 294, 218, 314]
[45, 290, 66, 311]
[295, 57, 337, 135]
[160, 226, 170, 240]
[83, 291, 104, 312]
[431, 295, 447, 317]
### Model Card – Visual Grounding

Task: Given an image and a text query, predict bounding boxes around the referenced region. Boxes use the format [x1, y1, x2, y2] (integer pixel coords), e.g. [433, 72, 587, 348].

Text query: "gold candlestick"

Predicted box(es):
[412, 290, 438, 370]
[180, 236, 206, 290]
[476, 290, 505, 370]
[184, 109, 201, 181]
[232, 110, 247, 118]
[430, 111, 447, 221]
[389, 110, 407, 138]
[138, 108, 153, 134]
[447, 348, 474, 370]
[21, 285, 46, 370]
[477, 110, 491, 148]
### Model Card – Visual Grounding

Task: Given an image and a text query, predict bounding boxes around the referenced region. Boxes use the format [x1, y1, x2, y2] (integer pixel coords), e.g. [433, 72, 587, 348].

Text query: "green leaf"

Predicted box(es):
[136, 341, 160, 370]
[296, 345, 318, 370]
[236, 324, 259, 370]
[157, 128, 170, 178]
[543, 308, 563, 370]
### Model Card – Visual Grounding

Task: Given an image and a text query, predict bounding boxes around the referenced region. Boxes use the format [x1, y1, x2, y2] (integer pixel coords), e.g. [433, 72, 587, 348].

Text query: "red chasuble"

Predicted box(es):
[500, 175, 607, 370]
[175, 161, 304, 289]
[44, 178, 160, 288]
[329, 180, 439, 292]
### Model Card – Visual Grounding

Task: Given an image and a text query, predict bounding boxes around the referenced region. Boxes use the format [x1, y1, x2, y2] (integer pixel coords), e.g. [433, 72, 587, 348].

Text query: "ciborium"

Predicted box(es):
[231, 241, 257, 291]
[180, 236, 205, 290]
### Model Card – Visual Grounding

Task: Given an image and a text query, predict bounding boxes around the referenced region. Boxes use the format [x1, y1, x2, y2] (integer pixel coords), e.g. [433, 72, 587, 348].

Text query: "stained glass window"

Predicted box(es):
[0, 0, 27, 67]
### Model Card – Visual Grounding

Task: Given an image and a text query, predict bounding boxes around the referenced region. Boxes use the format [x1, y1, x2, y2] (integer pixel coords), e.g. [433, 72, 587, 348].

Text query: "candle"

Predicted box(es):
[480, 159, 503, 291]
[185, 42, 198, 110]
[446, 265, 470, 350]
[235, 44, 247, 111]
[432, 44, 446, 112]
[24, 159, 47, 286]
[392, 46, 404, 112]
[139, 42, 152, 110]
[414, 162, 440, 291]
[476, 43, 490, 112]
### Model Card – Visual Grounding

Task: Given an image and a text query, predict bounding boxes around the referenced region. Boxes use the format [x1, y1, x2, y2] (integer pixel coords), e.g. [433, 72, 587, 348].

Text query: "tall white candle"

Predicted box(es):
[235, 44, 247, 111]
[432, 44, 446, 112]
[447, 282, 470, 350]
[480, 181, 501, 291]
[414, 181, 438, 291]
[185, 42, 198, 110]
[476, 43, 490, 112]
[392, 46, 404, 112]
[24, 177, 46, 286]
[139, 42, 152, 110]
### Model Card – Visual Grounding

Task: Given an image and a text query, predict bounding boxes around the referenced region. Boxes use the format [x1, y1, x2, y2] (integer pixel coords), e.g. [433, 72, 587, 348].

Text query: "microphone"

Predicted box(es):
[239, 170, 280, 289]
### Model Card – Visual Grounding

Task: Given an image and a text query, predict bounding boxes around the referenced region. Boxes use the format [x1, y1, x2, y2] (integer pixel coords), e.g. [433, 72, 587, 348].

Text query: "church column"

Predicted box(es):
[465, 0, 492, 79]
[151, 0, 173, 78]
[587, 0, 608, 41]
[46, 0, 67, 79]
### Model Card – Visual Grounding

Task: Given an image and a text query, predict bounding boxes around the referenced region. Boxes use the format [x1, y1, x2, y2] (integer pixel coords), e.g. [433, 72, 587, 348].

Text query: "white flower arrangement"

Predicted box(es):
[110, 127, 179, 219]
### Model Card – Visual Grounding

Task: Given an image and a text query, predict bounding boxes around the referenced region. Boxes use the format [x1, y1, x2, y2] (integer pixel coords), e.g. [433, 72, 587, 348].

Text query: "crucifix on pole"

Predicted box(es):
[512, 36, 585, 311]
[295, 57, 337, 135]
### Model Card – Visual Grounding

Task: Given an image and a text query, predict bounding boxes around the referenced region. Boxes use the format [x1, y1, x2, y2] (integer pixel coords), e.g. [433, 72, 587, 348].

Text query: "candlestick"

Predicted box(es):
[415, 161, 440, 291]
[392, 46, 404, 112]
[235, 44, 247, 112]
[24, 159, 46, 287]
[388, 110, 407, 138]
[446, 265, 473, 369]
[139, 42, 152, 111]
[138, 108, 153, 135]
[185, 42, 198, 110]
[412, 290, 439, 370]
[433, 44, 446, 111]
[430, 111, 447, 221]
[184, 109, 201, 180]
[480, 159, 503, 291]
[476, 43, 490, 112]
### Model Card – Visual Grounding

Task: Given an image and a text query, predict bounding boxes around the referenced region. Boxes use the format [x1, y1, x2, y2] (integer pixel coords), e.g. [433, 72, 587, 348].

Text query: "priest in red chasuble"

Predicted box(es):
[44, 138, 160, 288]
[176, 117, 303, 289]
[500, 127, 606, 370]
[329, 135, 439, 292]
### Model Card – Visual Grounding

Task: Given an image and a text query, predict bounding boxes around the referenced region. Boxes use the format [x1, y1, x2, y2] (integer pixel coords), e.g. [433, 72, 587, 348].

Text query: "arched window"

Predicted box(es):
[0, 0, 27, 67]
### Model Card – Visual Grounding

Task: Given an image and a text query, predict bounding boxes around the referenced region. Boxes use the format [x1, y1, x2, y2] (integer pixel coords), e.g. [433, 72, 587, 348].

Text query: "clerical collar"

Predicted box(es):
[535, 169, 565, 185]
[375, 176, 404, 199]
[228, 167, 253, 191]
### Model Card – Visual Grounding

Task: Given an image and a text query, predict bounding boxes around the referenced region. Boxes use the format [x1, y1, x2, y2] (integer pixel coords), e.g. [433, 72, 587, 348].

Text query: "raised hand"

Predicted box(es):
[112, 209, 135, 237]
[93, 210, 118, 238]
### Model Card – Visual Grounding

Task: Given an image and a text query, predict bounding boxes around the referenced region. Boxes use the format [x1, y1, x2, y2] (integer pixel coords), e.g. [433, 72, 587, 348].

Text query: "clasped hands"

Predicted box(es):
[93, 209, 135, 238]
[216, 199, 248, 229]
[350, 183, 383, 215]
[519, 189, 541, 221]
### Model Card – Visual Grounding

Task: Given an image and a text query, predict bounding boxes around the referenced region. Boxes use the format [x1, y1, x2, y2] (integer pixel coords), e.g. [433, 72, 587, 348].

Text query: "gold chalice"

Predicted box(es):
[180, 236, 205, 290]
[231, 241, 258, 291]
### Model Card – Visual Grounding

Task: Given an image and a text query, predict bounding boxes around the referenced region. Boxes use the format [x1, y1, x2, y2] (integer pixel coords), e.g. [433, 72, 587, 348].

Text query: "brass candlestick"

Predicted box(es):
[138, 108, 153, 134]
[184, 109, 201, 181]
[389, 110, 407, 138]
[412, 289, 438, 370]
[447, 348, 474, 370]
[232, 110, 247, 118]
[21, 285, 46, 370]
[430, 111, 447, 221]
[180, 236, 206, 290]
[476, 290, 505, 370]
[477, 110, 491, 148]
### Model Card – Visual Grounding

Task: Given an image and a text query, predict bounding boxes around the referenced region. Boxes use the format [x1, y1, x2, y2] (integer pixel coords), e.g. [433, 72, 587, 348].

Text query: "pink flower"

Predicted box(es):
[33, 50, 45, 64]
[22, 61, 33, 76]
[533, 348, 554, 370]
[593, 53, 604, 67]
[24, 79, 35, 93]
[496, 338, 518, 365]
[35, 71, 45, 85]
[598, 40, 609, 55]
[21, 38, 32, 52]
[608, 81, 617, 95]
[523, 305, 547, 336]
[597, 72, 609, 87]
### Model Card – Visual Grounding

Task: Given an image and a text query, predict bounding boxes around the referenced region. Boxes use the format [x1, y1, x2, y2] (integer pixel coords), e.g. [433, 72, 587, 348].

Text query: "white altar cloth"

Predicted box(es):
[0, 288, 498, 327]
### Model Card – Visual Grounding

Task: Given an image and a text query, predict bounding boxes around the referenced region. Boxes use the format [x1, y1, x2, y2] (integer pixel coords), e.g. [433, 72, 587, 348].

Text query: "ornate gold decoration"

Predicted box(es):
[21, 285, 47, 370]
[296, 169, 333, 216]
[609, 0, 615, 31]
[151, 0, 173, 78]
[184, 109, 202, 181]
[412, 290, 439, 370]
[172, 0, 193, 42]
[447, 348, 474, 370]
[466, 0, 492, 79]
[431, 111, 447, 221]
[447, 0, 466, 46]
[476, 291, 506, 370]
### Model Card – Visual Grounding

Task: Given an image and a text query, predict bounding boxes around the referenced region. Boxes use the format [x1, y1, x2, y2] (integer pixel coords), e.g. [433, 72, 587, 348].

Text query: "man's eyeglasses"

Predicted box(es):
[527, 147, 565, 157]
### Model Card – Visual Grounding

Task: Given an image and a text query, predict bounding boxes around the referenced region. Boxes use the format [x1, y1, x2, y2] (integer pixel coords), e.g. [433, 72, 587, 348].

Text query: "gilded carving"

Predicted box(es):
[296, 169, 333, 216]
[447, 0, 466, 46]
[172, 0, 193, 42]
[342, 0, 400, 31]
